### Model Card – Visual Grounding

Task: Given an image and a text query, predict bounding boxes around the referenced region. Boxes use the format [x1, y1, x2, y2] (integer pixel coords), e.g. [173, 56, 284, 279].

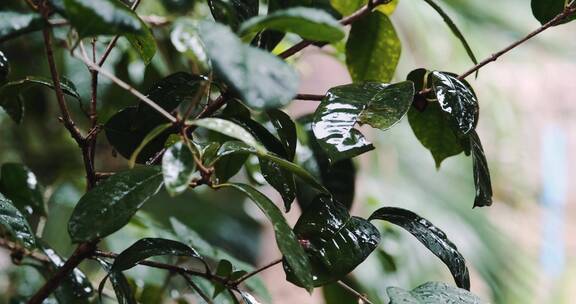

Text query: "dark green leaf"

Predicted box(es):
[430, 71, 478, 136]
[97, 260, 137, 304]
[346, 11, 400, 83]
[208, 0, 259, 30]
[213, 259, 234, 297]
[125, 27, 157, 65]
[162, 141, 196, 196]
[0, 76, 81, 123]
[129, 123, 172, 167]
[239, 7, 345, 42]
[286, 196, 380, 287]
[267, 109, 297, 161]
[369, 207, 470, 290]
[219, 183, 314, 290]
[0, 193, 35, 249]
[190, 118, 264, 151]
[531, 0, 575, 25]
[0, 51, 9, 85]
[0, 11, 44, 43]
[198, 21, 299, 110]
[422, 0, 478, 67]
[63, 0, 143, 37]
[68, 167, 164, 242]
[312, 81, 414, 162]
[39, 243, 94, 303]
[470, 131, 493, 207]
[387, 281, 482, 304]
[0, 163, 45, 217]
[112, 237, 201, 272]
[260, 159, 296, 211]
[48, 0, 67, 15]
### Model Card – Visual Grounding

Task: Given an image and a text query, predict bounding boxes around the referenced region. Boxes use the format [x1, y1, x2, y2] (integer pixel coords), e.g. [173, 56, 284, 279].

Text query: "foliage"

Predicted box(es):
[0, 0, 574, 303]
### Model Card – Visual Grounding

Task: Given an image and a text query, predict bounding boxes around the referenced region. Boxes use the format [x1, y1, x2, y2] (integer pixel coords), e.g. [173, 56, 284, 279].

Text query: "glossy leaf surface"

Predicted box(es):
[267, 109, 297, 161]
[346, 11, 400, 83]
[170, 19, 210, 74]
[531, 0, 575, 25]
[220, 183, 314, 290]
[0, 193, 35, 249]
[430, 71, 479, 136]
[0, 163, 45, 217]
[239, 7, 345, 42]
[0, 11, 44, 43]
[286, 196, 380, 287]
[189, 118, 264, 152]
[312, 81, 414, 162]
[112, 237, 201, 272]
[0, 51, 9, 84]
[198, 21, 299, 110]
[387, 281, 482, 304]
[128, 123, 172, 167]
[470, 131, 493, 207]
[98, 260, 136, 304]
[369, 207, 470, 290]
[260, 159, 296, 211]
[63, 0, 143, 37]
[68, 167, 164, 242]
[162, 141, 196, 196]
[208, 0, 259, 30]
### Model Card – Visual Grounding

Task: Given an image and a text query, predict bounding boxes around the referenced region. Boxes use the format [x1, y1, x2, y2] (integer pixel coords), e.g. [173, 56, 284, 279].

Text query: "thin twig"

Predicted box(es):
[234, 258, 283, 284]
[295, 93, 325, 101]
[97, 0, 142, 67]
[180, 273, 215, 304]
[0, 239, 50, 264]
[337, 281, 374, 304]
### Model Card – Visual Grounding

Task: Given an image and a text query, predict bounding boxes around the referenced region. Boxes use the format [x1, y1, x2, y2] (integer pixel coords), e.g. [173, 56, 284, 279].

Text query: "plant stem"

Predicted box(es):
[337, 281, 374, 304]
[295, 93, 325, 101]
[180, 273, 215, 304]
[234, 258, 283, 284]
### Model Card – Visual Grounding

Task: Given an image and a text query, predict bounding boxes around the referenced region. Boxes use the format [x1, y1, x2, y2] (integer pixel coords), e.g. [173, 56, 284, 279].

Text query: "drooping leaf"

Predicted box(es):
[260, 159, 296, 211]
[189, 118, 265, 152]
[63, 0, 156, 62]
[285, 195, 380, 287]
[0, 193, 35, 249]
[0, 163, 45, 217]
[198, 21, 299, 110]
[68, 167, 164, 242]
[406, 69, 468, 168]
[0, 51, 9, 85]
[129, 123, 172, 168]
[239, 7, 345, 42]
[387, 281, 482, 304]
[97, 259, 137, 304]
[369, 207, 470, 290]
[346, 11, 400, 83]
[0, 11, 44, 43]
[162, 141, 196, 196]
[429, 71, 479, 136]
[208, 0, 259, 30]
[39, 243, 94, 303]
[312, 81, 414, 162]
[422, 0, 478, 67]
[0, 76, 81, 123]
[531, 0, 575, 25]
[112, 238, 202, 272]
[219, 183, 314, 290]
[470, 131, 493, 207]
[267, 109, 297, 161]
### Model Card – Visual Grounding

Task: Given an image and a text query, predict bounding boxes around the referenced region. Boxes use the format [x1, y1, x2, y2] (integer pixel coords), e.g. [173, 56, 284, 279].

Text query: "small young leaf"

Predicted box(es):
[259, 159, 296, 211]
[285, 196, 380, 287]
[470, 131, 493, 207]
[346, 11, 400, 83]
[198, 21, 299, 110]
[68, 167, 164, 242]
[0, 193, 36, 249]
[162, 141, 196, 196]
[219, 183, 314, 291]
[0, 11, 44, 43]
[208, 0, 259, 30]
[369, 207, 470, 290]
[111, 237, 202, 272]
[239, 7, 345, 42]
[0, 163, 45, 217]
[387, 281, 483, 304]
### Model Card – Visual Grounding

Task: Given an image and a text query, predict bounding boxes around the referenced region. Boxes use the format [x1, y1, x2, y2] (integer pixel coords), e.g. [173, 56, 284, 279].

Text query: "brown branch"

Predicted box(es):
[295, 93, 325, 101]
[337, 281, 374, 304]
[180, 273, 215, 304]
[233, 258, 283, 285]
[278, 0, 389, 59]
[0, 239, 50, 264]
[97, 0, 142, 67]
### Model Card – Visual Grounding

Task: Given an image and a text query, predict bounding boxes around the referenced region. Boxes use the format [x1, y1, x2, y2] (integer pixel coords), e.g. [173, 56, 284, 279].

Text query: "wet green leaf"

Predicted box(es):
[129, 123, 172, 168]
[125, 27, 157, 65]
[423, 0, 478, 67]
[470, 131, 493, 207]
[68, 167, 164, 242]
[430, 71, 478, 136]
[208, 0, 259, 30]
[39, 243, 94, 303]
[198, 21, 299, 110]
[260, 159, 296, 211]
[387, 281, 482, 304]
[0, 163, 45, 217]
[112, 237, 201, 272]
[170, 19, 210, 74]
[369, 207, 470, 290]
[0, 193, 35, 249]
[0, 76, 81, 123]
[0, 51, 9, 85]
[0, 11, 44, 43]
[190, 118, 265, 152]
[162, 141, 196, 196]
[531, 0, 575, 25]
[346, 11, 400, 83]
[286, 196, 380, 287]
[239, 7, 345, 42]
[267, 109, 297, 161]
[97, 259, 137, 304]
[312, 81, 414, 162]
[219, 183, 314, 290]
